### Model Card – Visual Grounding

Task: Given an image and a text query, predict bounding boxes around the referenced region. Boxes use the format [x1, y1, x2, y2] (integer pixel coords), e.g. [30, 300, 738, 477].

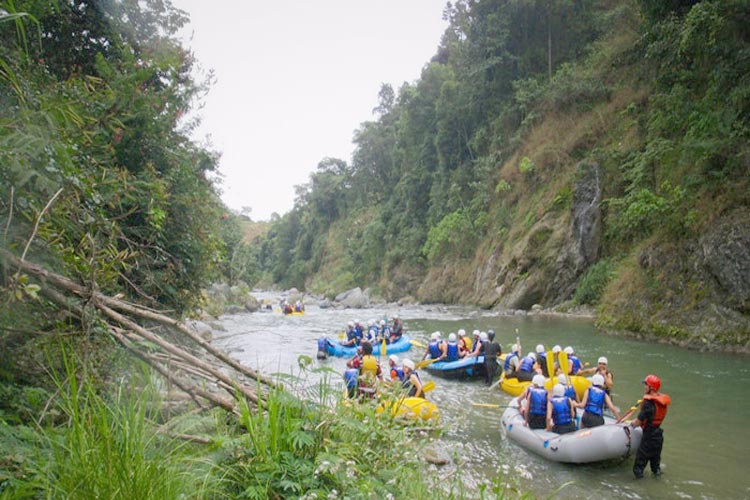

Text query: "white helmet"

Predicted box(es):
[431, 331, 441, 340]
[322, 333, 327, 339]
[552, 384, 565, 397]
[368, 319, 374, 326]
[536, 344, 545, 353]
[448, 333, 456, 341]
[354, 319, 360, 324]
[511, 344, 520, 352]
[472, 329, 480, 337]
[527, 352, 536, 359]
[458, 329, 466, 336]
[348, 321, 354, 327]
[557, 374, 567, 385]
[532, 374, 546, 387]
[598, 356, 608, 365]
[592, 374, 605, 387]
[388, 354, 400, 364]
[479, 331, 488, 341]
[564, 346, 574, 355]
[380, 319, 386, 326]
[552, 345, 561, 354]
[393, 314, 399, 320]
[403, 359, 415, 370]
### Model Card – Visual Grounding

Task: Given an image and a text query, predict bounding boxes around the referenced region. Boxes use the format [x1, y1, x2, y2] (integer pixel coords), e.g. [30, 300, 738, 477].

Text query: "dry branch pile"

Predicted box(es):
[2, 249, 276, 415]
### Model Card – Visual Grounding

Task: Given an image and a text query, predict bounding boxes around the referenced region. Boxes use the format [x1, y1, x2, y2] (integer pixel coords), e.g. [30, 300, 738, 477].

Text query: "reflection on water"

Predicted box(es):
[213, 297, 750, 500]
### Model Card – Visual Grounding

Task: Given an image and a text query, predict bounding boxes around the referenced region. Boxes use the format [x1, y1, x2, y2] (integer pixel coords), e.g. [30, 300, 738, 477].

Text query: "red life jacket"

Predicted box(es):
[643, 392, 671, 427]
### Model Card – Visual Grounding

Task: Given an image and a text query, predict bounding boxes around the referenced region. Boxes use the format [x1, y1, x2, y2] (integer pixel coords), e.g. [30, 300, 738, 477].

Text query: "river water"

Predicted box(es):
[212, 297, 750, 500]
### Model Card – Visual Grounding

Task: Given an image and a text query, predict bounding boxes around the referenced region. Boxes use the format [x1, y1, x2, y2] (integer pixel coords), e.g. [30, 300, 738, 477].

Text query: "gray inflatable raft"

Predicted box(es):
[500, 400, 642, 463]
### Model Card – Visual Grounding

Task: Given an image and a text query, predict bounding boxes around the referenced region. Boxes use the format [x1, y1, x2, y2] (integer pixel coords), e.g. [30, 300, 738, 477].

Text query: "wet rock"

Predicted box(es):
[186, 320, 213, 341]
[334, 287, 369, 308]
[423, 445, 451, 466]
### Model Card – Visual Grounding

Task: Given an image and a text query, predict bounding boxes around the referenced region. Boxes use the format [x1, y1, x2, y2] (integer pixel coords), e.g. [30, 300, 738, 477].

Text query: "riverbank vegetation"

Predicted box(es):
[243, 0, 750, 351]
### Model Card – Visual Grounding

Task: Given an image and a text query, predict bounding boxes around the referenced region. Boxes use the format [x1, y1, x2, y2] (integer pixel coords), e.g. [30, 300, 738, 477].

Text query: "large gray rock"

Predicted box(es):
[185, 320, 213, 341]
[335, 287, 369, 308]
[244, 295, 260, 313]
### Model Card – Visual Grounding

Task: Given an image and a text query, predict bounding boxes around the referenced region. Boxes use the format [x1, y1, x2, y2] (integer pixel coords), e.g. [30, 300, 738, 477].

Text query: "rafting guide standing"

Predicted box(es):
[631, 374, 671, 479]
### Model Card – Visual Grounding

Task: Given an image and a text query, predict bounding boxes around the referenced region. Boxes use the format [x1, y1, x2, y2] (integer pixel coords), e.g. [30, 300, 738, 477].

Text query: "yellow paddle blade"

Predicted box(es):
[422, 380, 435, 393]
[472, 402, 500, 408]
[559, 351, 570, 381]
[415, 358, 437, 369]
[380, 338, 387, 358]
[411, 339, 426, 348]
[546, 350, 555, 378]
[338, 331, 345, 340]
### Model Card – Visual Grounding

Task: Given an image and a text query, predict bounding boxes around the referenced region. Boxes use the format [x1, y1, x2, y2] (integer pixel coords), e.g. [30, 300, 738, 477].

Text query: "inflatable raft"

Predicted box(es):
[499, 372, 591, 400]
[500, 400, 642, 463]
[377, 396, 440, 421]
[423, 355, 486, 379]
[325, 335, 412, 357]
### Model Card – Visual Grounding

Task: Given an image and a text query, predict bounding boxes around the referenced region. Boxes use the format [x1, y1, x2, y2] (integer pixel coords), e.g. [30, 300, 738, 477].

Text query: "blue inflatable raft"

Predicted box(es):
[423, 355, 486, 379]
[324, 335, 413, 358]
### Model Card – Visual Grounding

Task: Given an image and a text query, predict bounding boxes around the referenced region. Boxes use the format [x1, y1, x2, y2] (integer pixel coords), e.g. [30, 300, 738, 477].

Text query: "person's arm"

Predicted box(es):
[422, 347, 429, 360]
[605, 394, 620, 420]
[604, 371, 614, 390]
[411, 373, 423, 397]
[631, 400, 654, 427]
[575, 390, 588, 409]
[439, 342, 448, 360]
[546, 400, 554, 431]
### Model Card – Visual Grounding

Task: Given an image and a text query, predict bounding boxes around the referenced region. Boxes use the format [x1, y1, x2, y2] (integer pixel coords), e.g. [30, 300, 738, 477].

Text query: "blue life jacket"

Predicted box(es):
[569, 355, 582, 375]
[317, 337, 327, 352]
[519, 355, 535, 372]
[354, 327, 364, 341]
[504, 352, 519, 371]
[551, 396, 572, 425]
[585, 386, 606, 416]
[391, 367, 404, 381]
[379, 326, 391, 338]
[428, 340, 442, 359]
[344, 368, 359, 389]
[529, 387, 548, 416]
[564, 384, 576, 401]
[368, 326, 379, 342]
[446, 341, 459, 360]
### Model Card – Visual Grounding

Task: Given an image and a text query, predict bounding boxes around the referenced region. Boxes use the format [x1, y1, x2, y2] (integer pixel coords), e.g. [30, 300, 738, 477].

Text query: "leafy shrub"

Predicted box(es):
[574, 259, 615, 305]
[518, 156, 536, 175]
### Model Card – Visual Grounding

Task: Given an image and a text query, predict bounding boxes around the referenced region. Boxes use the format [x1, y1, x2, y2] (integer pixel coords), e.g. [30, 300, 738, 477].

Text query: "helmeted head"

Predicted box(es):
[511, 344, 520, 353]
[368, 319, 374, 327]
[479, 331, 488, 341]
[472, 329, 480, 337]
[403, 359, 415, 371]
[557, 374, 567, 385]
[379, 319, 386, 326]
[527, 352, 536, 359]
[431, 331, 441, 340]
[348, 321, 354, 328]
[488, 330, 495, 341]
[552, 384, 565, 397]
[532, 374, 546, 387]
[322, 333, 327, 339]
[458, 329, 466, 337]
[393, 314, 399, 320]
[552, 345, 561, 354]
[598, 356, 608, 366]
[643, 374, 661, 392]
[536, 344, 545, 353]
[591, 374, 605, 387]
[388, 354, 400, 366]
[564, 346, 574, 355]
[448, 333, 456, 342]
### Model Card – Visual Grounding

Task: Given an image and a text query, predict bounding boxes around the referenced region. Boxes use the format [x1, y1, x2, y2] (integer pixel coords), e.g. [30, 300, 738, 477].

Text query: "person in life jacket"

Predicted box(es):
[546, 383, 577, 434]
[401, 359, 424, 398]
[524, 375, 548, 429]
[517, 351, 537, 382]
[580, 356, 614, 396]
[342, 321, 357, 347]
[631, 374, 671, 479]
[576, 374, 619, 428]
[457, 329, 471, 358]
[316, 333, 334, 359]
[377, 319, 391, 343]
[445, 333, 460, 361]
[563, 346, 582, 375]
[422, 331, 447, 361]
[343, 367, 359, 399]
[504, 343, 522, 378]
[388, 354, 404, 382]
[356, 342, 382, 398]
[535, 345, 549, 377]
[557, 373, 579, 403]
[389, 315, 403, 342]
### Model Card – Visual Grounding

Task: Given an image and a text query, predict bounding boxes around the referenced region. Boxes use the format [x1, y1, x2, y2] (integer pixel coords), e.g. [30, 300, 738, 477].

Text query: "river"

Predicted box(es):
[212, 297, 750, 500]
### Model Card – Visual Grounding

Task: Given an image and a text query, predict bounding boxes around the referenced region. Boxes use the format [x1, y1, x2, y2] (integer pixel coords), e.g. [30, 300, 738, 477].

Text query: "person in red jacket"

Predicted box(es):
[631, 374, 672, 479]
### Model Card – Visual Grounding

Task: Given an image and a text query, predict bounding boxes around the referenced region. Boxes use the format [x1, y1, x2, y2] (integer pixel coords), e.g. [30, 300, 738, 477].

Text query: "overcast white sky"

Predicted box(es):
[173, 1, 448, 220]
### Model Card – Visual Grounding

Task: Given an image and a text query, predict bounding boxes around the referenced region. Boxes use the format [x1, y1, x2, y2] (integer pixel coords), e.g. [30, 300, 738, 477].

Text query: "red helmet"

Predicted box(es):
[643, 374, 661, 392]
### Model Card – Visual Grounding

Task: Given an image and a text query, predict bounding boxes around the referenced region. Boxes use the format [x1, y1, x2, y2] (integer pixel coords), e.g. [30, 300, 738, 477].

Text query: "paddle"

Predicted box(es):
[559, 351, 570, 383]
[416, 358, 438, 369]
[380, 337, 387, 359]
[471, 402, 511, 409]
[615, 399, 643, 424]
[410, 339, 427, 349]
[422, 380, 435, 393]
[546, 350, 555, 379]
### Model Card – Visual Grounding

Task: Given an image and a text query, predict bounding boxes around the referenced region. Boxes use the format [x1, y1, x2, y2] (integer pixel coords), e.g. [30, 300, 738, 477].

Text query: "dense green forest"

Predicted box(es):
[249, 0, 750, 351]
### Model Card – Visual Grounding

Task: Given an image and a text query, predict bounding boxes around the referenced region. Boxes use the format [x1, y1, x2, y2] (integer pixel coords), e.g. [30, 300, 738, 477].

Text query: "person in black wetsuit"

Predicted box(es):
[483, 330, 502, 386]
